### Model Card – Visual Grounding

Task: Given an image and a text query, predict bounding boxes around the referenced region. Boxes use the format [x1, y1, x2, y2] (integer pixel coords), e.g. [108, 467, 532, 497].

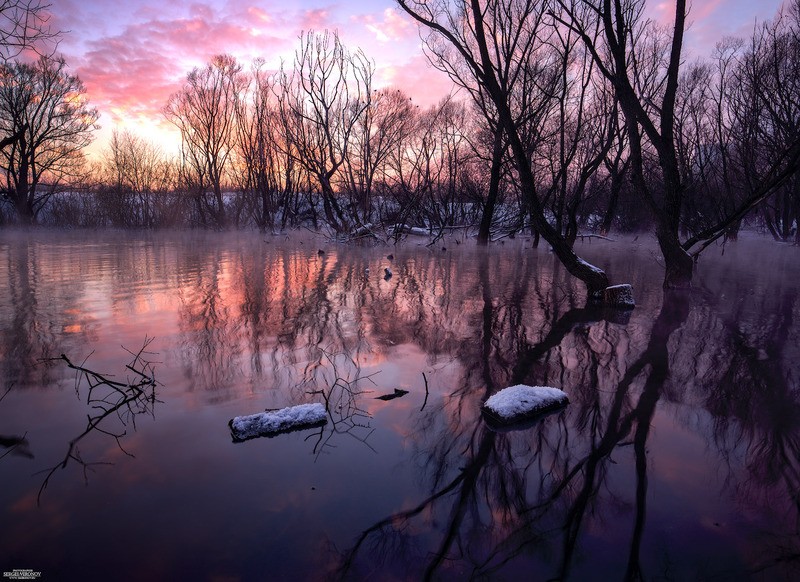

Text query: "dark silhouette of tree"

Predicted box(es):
[164, 54, 246, 228]
[276, 30, 373, 235]
[0, 0, 60, 61]
[683, 3, 800, 249]
[100, 129, 174, 227]
[558, 0, 800, 285]
[555, 0, 695, 288]
[343, 87, 416, 225]
[234, 59, 287, 230]
[397, 0, 613, 296]
[0, 56, 98, 223]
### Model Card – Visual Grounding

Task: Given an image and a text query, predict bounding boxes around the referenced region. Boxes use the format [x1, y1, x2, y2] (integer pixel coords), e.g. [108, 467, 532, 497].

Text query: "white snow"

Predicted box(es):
[391, 224, 429, 236]
[230, 403, 327, 440]
[483, 385, 568, 420]
[576, 257, 605, 276]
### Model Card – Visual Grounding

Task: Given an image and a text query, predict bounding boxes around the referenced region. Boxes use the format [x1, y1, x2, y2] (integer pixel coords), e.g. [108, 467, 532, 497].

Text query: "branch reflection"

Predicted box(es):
[334, 247, 798, 579]
[36, 340, 160, 505]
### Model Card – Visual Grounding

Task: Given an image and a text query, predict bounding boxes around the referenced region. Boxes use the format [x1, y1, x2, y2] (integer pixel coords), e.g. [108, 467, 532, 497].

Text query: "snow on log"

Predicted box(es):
[390, 224, 429, 236]
[482, 384, 568, 426]
[351, 223, 376, 238]
[592, 284, 635, 308]
[229, 403, 327, 442]
[408, 227, 429, 236]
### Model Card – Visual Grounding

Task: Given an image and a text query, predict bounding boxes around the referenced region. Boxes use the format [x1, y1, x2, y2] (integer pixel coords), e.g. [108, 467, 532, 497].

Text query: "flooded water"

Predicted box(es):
[0, 229, 798, 581]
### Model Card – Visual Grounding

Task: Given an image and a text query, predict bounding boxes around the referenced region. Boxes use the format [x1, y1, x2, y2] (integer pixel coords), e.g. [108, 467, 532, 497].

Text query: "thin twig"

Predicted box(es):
[420, 372, 430, 412]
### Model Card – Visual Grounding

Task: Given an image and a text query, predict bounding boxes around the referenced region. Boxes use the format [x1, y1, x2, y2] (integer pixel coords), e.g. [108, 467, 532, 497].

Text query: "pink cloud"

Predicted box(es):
[624, 1, 780, 59]
[689, 0, 726, 21]
[247, 6, 273, 24]
[73, 10, 290, 127]
[353, 8, 415, 43]
[300, 8, 334, 31]
[377, 54, 457, 108]
[41, 1, 478, 155]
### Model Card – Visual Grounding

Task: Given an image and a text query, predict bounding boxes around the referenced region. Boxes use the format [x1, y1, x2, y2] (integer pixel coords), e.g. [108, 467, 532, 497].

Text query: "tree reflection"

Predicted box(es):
[1, 239, 59, 388]
[302, 349, 377, 457]
[2, 232, 797, 577]
[0, 385, 33, 460]
[683, 282, 800, 577]
[335, 251, 799, 580]
[36, 340, 160, 505]
[163, 237, 799, 578]
[335, 251, 661, 580]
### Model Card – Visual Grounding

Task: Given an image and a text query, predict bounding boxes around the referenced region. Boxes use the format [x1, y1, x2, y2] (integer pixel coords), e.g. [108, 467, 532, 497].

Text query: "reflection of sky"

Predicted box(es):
[1, 230, 800, 578]
[42, 0, 786, 157]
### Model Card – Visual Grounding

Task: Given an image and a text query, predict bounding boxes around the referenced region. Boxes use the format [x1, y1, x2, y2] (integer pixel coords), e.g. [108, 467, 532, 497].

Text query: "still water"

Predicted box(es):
[0, 229, 798, 581]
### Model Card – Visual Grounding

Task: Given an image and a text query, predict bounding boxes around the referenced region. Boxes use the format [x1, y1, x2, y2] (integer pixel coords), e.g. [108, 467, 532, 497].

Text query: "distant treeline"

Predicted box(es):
[0, 1, 798, 254]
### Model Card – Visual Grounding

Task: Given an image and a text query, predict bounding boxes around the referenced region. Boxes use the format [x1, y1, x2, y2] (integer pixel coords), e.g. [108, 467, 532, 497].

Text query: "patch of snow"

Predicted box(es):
[230, 403, 327, 441]
[390, 224, 430, 236]
[483, 385, 568, 421]
[576, 257, 605, 276]
[351, 223, 375, 237]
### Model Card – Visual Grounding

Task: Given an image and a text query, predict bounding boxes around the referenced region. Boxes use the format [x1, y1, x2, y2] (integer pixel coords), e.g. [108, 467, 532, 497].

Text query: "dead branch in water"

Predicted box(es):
[36, 337, 161, 505]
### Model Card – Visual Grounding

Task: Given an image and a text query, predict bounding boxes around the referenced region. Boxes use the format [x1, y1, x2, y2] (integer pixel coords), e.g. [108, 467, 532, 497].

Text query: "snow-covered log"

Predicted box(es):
[229, 403, 327, 442]
[390, 224, 429, 236]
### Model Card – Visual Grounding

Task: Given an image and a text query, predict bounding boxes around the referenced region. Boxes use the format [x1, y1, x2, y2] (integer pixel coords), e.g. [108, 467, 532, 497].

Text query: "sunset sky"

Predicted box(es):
[43, 0, 787, 158]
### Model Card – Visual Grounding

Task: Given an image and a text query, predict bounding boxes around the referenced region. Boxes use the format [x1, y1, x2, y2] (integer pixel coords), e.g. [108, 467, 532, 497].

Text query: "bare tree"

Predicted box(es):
[0, 1, 62, 161]
[342, 87, 416, 224]
[0, 0, 60, 61]
[101, 129, 172, 227]
[536, 23, 617, 247]
[397, 0, 612, 296]
[235, 59, 281, 229]
[164, 54, 246, 228]
[555, 0, 695, 287]
[275, 30, 373, 234]
[383, 95, 475, 235]
[687, 4, 800, 248]
[558, 0, 800, 285]
[0, 56, 98, 223]
[597, 93, 629, 236]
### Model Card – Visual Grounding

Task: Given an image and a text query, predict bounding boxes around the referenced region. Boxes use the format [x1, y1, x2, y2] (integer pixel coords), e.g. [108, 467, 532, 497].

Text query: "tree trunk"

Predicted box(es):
[15, 142, 33, 225]
[600, 169, 623, 236]
[477, 129, 504, 245]
[657, 222, 694, 289]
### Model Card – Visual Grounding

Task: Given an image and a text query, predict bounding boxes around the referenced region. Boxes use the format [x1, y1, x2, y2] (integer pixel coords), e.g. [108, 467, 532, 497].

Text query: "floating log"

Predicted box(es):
[374, 388, 409, 401]
[229, 403, 327, 442]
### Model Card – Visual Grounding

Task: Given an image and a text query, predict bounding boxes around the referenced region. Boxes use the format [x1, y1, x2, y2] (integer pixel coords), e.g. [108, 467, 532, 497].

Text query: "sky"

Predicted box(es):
[41, 0, 788, 160]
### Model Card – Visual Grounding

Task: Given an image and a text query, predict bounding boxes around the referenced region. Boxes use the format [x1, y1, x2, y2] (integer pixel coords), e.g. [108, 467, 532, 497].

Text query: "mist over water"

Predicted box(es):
[0, 229, 798, 580]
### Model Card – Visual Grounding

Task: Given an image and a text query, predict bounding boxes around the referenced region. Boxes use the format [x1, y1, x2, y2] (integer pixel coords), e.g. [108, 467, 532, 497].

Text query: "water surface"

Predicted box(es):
[0, 229, 798, 581]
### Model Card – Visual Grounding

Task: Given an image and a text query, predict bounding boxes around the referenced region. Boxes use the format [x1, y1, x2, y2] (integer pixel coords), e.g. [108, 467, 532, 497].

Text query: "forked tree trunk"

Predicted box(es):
[656, 224, 694, 289]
